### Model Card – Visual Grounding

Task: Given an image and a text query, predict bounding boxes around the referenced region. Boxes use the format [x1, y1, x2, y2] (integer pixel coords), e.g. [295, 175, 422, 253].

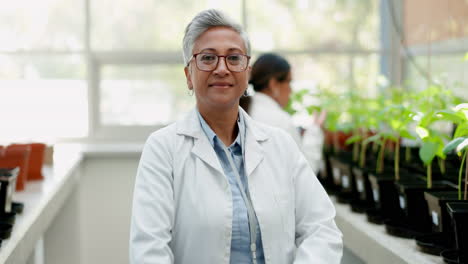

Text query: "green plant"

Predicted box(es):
[415, 122, 447, 188]
[343, 92, 367, 162]
[381, 89, 416, 180]
[310, 89, 352, 153]
[441, 103, 468, 200]
[285, 88, 351, 153]
[345, 95, 381, 168]
[413, 86, 461, 188]
[354, 89, 415, 179]
[285, 89, 309, 115]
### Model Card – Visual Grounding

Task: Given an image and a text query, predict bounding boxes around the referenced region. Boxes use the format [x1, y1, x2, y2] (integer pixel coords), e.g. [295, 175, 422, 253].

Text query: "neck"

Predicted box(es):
[198, 104, 239, 146]
[259, 90, 279, 104]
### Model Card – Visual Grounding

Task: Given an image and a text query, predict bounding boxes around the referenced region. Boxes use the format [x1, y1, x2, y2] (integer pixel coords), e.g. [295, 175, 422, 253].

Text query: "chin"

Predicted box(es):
[207, 97, 239, 110]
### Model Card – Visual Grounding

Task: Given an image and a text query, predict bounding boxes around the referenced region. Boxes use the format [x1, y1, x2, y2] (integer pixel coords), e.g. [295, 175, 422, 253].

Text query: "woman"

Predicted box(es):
[130, 9, 342, 264]
[246, 53, 325, 173]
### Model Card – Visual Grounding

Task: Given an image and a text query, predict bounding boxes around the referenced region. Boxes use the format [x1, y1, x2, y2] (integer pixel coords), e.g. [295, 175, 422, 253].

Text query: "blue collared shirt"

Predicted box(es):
[196, 109, 265, 264]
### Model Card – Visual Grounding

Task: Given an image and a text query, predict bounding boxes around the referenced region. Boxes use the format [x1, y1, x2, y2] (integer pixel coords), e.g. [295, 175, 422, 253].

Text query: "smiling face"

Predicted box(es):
[184, 26, 251, 112]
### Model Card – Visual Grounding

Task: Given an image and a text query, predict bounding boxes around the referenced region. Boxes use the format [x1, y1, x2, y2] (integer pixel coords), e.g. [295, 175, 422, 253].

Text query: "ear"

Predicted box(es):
[268, 78, 280, 97]
[184, 66, 193, 90]
[268, 78, 279, 89]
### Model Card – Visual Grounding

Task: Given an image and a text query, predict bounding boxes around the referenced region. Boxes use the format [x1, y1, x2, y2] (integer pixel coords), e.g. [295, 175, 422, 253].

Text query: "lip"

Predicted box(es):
[209, 82, 233, 88]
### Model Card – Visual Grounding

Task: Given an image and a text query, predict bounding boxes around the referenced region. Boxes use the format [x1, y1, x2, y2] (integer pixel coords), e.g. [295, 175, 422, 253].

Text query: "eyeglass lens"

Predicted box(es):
[196, 54, 248, 72]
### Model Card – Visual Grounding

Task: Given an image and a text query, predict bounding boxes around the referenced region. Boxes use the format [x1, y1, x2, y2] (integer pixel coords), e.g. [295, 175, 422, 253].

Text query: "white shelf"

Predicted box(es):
[334, 197, 445, 264]
[0, 146, 83, 264]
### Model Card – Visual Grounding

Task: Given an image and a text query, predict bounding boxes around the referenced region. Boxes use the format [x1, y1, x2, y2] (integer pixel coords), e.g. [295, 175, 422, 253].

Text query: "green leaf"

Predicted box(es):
[454, 103, 468, 111]
[387, 134, 398, 142]
[345, 134, 362, 145]
[435, 110, 465, 124]
[306, 105, 321, 115]
[443, 137, 467, 154]
[363, 134, 381, 144]
[464, 52, 468, 61]
[400, 129, 415, 140]
[419, 141, 438, 165]
[456, 138, 468, 153]
[419, 111, 435, 127]
[390, 119, 402, 130]
[435, 144, 446, 159]
[454, 123, 468, 138]
[415, 126, 429, 139]
[454, 103, 468, 120]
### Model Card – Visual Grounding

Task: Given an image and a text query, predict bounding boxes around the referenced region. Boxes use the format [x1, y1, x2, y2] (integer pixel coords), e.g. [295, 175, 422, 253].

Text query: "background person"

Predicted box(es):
[244, 53, 325, 173]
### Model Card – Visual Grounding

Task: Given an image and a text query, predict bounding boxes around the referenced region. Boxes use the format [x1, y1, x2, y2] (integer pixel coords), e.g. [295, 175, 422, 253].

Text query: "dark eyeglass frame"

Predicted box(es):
[187, 53, 251, 72]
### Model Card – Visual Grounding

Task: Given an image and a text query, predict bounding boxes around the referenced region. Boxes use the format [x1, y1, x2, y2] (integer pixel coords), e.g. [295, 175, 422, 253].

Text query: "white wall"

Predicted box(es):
[44, 188, 81, 264]
[78, 156, 139, 264]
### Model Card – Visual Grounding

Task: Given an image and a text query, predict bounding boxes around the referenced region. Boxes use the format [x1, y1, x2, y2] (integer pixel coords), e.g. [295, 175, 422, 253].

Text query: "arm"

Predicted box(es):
[291, 137, 343, 264]
[129, 132, 175, 264]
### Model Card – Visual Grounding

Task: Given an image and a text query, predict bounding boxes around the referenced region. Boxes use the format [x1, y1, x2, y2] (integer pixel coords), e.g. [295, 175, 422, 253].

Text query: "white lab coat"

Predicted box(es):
[129, 107, 342, 264]
[249, 92, 325, 173]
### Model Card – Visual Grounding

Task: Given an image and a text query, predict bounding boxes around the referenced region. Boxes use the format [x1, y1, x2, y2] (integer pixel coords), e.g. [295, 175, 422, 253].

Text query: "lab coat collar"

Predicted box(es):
[176, 107, 269, 177]
[254, 92, 282, 109]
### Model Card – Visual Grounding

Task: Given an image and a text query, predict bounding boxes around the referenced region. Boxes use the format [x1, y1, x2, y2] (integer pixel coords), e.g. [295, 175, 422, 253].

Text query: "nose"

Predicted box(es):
[213, 57, 230, 76]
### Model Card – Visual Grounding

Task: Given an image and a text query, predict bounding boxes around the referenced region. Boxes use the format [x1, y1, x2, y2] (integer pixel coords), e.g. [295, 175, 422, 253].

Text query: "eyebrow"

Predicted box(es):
[199, 48, 244, 54]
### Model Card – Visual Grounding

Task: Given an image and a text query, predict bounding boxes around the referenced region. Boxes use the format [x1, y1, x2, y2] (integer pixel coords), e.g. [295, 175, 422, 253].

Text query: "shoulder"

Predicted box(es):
[142, 123, 182, 161]
[250, 97, 294, 125]
[249, 118, 299, 153]
[146, 123, 178, 145]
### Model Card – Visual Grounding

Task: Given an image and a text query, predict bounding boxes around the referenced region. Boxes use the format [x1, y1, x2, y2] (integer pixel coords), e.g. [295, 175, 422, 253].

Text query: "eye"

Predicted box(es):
[227, 54, 242, 65]
[199, 54, 217, 64]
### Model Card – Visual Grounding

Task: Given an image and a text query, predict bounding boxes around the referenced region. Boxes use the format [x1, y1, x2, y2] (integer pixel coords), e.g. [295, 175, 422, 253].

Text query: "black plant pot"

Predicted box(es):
[397, 180, 455, 226]
[0, 223, 13, 239]
[329, 156, 343, 189]
[0, 168, 19, 214]
[0, 212, 16, 225]
[446, 202, 468, 264]
[367, 171, 404, 223]
[12, 202, 24, 214]
[350, 166, 375, 213]
[329, 154, 359, 204]
[352, 166, 373, 202]
[413, 191, 460, 256]
[385, 179, 455, 239]
[318, 151, 340, 194]
[416, 232, 454, 256]
[441, 249, 463, 264]
[425, 191, 460, 233]
[403, 159, 460, 184]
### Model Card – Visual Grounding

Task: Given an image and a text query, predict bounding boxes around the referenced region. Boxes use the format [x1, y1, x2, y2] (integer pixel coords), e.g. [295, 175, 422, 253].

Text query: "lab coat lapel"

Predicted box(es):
[240, 108, 269, 177]
[191, 135, 224, 175]
[176, 109, 224, 175]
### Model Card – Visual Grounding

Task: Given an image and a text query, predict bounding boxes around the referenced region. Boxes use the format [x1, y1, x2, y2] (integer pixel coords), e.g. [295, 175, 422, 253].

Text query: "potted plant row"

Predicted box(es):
[289, 84, 467, 262]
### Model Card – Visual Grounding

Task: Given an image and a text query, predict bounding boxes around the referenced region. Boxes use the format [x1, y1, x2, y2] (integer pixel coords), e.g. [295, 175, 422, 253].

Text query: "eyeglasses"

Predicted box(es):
[188, 53, 251, 72]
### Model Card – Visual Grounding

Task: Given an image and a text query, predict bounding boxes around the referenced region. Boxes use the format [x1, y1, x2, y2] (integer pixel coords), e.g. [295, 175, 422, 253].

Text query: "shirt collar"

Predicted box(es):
[196, 109, 244, 150]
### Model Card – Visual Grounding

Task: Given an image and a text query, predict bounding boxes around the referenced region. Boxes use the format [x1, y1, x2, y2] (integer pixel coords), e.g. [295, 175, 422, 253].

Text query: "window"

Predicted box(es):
[2, 0, 381, 142]
[405, 53, 468, 99]
[0, 55, 87, 142]
[0, 0, 83, 51]
[401, 0, 468, 100]
[99, 64, 192, 126]
[91, 0, 242, 50]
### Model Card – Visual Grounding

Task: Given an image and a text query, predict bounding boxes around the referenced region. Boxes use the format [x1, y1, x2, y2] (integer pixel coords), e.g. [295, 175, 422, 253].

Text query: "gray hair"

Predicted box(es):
[182, 9, 251, 66]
